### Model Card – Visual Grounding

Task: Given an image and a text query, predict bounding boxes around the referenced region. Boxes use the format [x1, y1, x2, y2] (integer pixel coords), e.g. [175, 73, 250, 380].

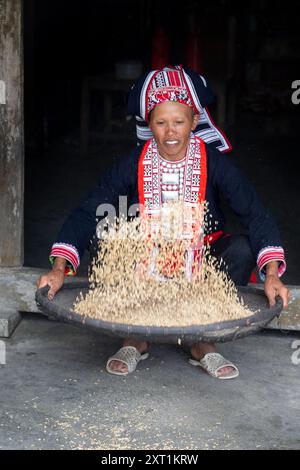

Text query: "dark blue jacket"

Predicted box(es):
[54, 144, 283, 269]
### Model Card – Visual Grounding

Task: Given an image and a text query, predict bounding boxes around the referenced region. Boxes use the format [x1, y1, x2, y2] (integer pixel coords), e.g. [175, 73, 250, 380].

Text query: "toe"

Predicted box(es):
[109, 360, 128, 373]
[217, 366, 236, 377]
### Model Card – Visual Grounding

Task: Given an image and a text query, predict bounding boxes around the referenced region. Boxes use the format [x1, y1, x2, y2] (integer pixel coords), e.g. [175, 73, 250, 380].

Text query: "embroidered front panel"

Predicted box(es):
[138, 136, 208, 279]
[141, 135, 203, 212]
[140, 135, 206, 247]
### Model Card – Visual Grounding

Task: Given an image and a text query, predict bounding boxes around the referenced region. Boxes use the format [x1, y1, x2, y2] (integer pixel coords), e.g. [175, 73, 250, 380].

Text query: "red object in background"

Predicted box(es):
[151, 27, 170, 70]
[185, 32, 204, 74]
[249, 271, 258, 284]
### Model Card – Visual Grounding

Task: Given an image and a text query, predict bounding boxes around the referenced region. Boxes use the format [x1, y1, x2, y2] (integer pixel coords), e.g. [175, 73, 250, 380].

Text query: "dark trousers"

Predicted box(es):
[209, 234, 256, 286]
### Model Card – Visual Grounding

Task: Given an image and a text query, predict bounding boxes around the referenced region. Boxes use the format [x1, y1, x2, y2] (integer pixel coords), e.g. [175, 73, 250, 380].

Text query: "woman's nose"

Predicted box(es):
[165, 124, 176, 135]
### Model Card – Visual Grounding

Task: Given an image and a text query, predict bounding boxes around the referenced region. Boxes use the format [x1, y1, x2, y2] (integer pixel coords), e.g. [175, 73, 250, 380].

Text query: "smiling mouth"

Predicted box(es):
[165, 140, 179, 145]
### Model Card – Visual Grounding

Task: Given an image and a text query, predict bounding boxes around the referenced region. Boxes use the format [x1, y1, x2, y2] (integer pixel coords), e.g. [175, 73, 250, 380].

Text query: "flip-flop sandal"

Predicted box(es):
[189, 352, 239, 380]
[106, 346, 149, 376]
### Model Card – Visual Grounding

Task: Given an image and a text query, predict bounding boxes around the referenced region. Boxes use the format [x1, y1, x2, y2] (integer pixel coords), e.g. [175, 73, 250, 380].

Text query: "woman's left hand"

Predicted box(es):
[264, 274, 290, 309]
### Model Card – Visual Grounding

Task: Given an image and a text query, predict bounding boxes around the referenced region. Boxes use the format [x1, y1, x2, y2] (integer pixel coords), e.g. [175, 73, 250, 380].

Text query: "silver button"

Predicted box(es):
[162, 173, 179, 185]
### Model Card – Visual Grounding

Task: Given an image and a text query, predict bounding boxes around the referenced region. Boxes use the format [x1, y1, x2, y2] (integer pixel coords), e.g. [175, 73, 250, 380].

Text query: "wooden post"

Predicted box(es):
[0, 0, 24, 266]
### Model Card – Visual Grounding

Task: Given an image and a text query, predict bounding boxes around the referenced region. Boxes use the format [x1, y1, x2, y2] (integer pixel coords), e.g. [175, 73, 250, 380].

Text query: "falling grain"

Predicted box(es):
[74, 203, 252, 327]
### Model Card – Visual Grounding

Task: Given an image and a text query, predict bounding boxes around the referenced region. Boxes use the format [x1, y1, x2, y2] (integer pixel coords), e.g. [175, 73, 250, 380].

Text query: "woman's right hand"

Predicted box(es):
[36, 257, 67, 300]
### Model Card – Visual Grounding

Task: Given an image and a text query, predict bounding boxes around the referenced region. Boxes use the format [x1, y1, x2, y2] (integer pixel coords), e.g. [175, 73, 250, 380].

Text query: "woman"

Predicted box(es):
[37, 66, 289, 380]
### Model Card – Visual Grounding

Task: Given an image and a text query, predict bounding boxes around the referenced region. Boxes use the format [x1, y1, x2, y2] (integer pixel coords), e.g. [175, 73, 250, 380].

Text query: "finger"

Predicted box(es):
[48, 283, 57, 301]
[48, 280, 63, 300]
[266, 288, 276, 308]
[48, 279, 58, 300]
[48, 292, 54, 301]
[280, 288, 289, 309]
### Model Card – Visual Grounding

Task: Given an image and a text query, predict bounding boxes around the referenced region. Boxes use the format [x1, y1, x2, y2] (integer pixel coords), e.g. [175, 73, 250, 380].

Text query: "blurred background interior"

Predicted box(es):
[23, 0, 300, 281]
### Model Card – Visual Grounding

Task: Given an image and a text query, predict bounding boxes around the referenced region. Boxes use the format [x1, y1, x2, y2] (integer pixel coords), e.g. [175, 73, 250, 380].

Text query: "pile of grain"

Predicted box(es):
[74, 205, 252, 327]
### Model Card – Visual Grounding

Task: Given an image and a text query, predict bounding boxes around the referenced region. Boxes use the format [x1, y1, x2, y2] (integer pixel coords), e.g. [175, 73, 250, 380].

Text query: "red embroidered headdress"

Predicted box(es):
[145, 65, 199, 121]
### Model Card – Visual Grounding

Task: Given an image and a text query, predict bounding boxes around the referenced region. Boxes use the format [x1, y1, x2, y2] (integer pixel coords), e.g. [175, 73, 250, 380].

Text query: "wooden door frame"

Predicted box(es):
[0, 0, 24, 267]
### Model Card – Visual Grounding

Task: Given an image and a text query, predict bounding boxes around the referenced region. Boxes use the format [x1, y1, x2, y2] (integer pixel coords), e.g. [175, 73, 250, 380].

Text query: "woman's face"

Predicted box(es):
[149, 101, 199, 161]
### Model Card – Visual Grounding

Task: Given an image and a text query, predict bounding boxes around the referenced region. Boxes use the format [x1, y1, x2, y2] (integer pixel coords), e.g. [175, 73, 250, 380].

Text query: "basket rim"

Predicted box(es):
[35, 281, 283, 338]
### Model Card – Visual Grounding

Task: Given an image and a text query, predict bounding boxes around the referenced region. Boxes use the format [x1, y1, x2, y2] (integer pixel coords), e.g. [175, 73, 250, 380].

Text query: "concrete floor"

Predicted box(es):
[1, 314, 300, 450]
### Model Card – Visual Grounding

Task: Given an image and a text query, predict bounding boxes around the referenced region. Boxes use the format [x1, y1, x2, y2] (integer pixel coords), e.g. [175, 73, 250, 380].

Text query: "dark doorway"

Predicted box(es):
[23, 0, 300, 282]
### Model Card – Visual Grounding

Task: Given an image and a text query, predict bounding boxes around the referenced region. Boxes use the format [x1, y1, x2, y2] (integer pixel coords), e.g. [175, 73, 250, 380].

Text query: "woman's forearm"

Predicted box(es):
[265, 261, 279, 277]
[52, 257, 67, 272]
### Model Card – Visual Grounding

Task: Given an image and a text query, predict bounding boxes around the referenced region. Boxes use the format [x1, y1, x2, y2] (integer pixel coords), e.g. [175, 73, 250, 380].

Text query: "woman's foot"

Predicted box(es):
[190, 342, 237, 378]
[108, 338, 149, 374]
